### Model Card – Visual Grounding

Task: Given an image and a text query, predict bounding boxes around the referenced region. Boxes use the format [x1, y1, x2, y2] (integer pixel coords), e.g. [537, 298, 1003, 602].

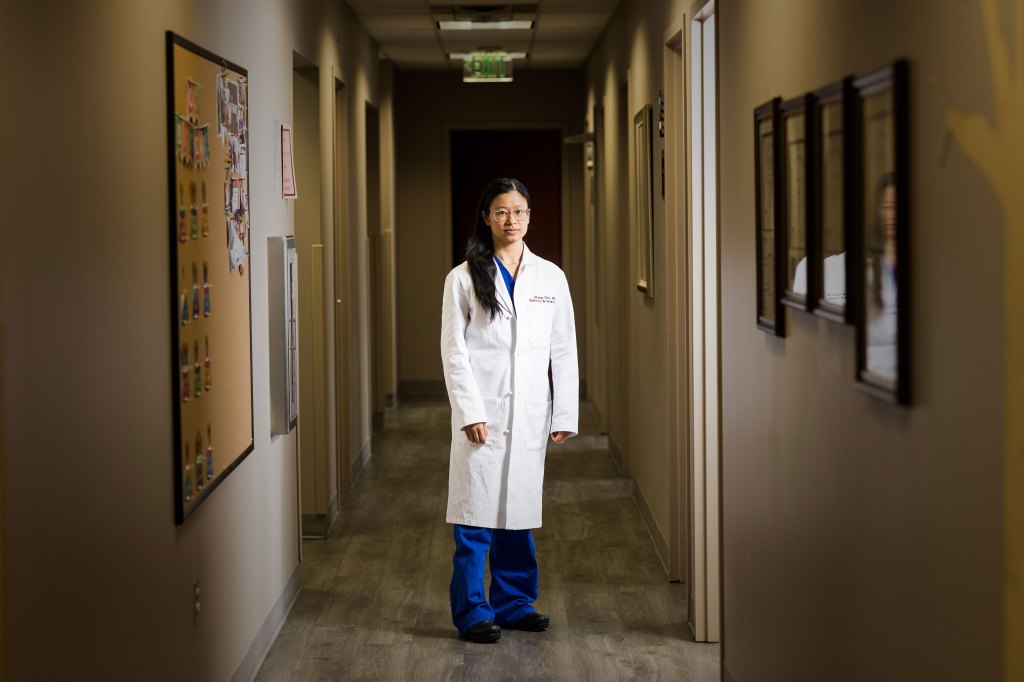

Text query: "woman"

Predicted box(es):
[864, 172, 898, 386]
[440, 177, 579, 643]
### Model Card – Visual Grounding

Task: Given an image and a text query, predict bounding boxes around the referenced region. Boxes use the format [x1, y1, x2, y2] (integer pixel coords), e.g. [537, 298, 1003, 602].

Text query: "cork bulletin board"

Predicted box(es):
[166, 32, 253, 523]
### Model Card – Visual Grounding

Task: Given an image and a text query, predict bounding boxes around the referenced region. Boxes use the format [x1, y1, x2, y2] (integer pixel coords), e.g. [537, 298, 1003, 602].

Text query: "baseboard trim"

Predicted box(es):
[633, 480, 669, 575]
[723, 660, 736, 682]
[607, 434, 624, 474]
[398, 379, 447, 399]
[301, 490, 339, 538]
[231, 563, 302, 682]
[351, 438, 372, 485]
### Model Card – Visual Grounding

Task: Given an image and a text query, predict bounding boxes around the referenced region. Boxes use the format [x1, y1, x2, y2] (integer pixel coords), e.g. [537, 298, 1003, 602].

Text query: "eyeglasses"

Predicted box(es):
[490, 208, 530, 222]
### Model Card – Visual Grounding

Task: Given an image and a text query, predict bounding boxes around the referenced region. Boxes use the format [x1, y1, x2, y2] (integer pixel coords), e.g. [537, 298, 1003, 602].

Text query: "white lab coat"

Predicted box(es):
[440, 244, 579, 530]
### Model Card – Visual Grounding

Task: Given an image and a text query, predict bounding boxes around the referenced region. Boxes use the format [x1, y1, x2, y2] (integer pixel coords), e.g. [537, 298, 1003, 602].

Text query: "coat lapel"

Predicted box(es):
[493, 260, 515, 315]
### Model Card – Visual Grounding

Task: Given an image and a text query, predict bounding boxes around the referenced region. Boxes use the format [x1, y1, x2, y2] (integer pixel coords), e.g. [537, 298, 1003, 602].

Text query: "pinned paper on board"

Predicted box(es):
[227, 220, 248, 271]
[281, 123, 297, 199]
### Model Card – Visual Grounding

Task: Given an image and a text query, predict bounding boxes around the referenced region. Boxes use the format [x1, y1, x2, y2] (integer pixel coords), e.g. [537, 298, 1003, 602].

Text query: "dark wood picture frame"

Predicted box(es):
[635, 103, 655, 297]
[167, 32, 255, 523]
[811, 77, 855, 323]
[780, 94, 816, 312]
[754, 97, 785, 336]
[853, 61, 910, 404]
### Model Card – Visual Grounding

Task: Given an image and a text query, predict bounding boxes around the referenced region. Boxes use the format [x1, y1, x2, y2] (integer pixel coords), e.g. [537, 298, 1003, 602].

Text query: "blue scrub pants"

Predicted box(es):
[450, 524, 539, 636]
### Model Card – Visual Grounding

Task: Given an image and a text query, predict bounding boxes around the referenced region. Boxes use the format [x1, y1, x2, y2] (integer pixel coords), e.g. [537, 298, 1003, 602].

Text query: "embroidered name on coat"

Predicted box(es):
[529, 295, 556, 303]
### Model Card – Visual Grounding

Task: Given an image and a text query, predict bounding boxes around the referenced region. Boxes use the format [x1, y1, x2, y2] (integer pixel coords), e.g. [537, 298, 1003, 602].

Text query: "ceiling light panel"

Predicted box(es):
[448, 51, 527, 60]
[438, 19, 533, 30]
[441, 40, 532, 55]
[439, 28, 532, 44]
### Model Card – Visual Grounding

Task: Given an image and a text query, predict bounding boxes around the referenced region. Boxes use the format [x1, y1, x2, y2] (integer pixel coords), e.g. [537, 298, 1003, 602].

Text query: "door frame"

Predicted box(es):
[686, 0, 722, 644]
[332, 70, 352, 500]
[664, 13, 689, 587]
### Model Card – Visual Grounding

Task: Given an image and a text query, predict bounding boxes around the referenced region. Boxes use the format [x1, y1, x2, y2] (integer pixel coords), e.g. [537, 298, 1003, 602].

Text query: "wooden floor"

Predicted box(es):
[256, 399, 720, 681]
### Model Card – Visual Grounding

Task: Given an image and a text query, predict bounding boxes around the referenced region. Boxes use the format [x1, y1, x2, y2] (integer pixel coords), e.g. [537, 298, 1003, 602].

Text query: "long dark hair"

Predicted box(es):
[465, 177, 531, 320]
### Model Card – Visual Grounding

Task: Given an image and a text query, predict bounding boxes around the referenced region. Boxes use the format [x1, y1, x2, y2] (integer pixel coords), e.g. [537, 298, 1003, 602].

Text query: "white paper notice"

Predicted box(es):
[227, 223, 248, 271]
[281, 123, 297, 199]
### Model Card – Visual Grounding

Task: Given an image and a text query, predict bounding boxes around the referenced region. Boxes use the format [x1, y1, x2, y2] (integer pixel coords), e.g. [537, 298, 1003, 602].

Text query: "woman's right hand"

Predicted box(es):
[462, 422, 488, 444]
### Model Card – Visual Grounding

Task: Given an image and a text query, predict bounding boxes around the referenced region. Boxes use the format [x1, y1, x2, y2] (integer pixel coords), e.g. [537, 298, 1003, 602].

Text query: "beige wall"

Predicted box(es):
[717, 0, 1005, 678]
[583, 0, 685, 561]
[584, 0, 1011, 676]
[394, 70, 587, 387]
[0, 0, 386, 678]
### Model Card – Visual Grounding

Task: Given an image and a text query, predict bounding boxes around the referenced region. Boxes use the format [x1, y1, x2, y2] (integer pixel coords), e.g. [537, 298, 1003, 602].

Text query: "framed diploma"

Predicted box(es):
[853, 61, 910, 404]
[780, 94, 815, 312]
[811, 77, 855, 323]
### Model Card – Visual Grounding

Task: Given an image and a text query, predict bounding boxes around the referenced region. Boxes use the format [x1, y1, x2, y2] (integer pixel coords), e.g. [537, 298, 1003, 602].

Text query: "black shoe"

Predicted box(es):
[461, 620, 501, 643]
[505, 612, 550, 632]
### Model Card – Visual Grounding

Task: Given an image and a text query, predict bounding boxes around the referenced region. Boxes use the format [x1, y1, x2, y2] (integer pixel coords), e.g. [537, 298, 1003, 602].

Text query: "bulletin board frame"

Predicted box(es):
[166, 32, 254, 524]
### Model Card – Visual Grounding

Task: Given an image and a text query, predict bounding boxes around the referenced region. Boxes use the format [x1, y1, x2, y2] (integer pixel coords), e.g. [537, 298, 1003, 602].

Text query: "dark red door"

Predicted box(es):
[450, 130, 562, 267]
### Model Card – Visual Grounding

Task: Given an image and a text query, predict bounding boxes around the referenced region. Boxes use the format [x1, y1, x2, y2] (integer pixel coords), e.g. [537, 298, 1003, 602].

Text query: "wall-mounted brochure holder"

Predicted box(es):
[268, 236, 298, 435]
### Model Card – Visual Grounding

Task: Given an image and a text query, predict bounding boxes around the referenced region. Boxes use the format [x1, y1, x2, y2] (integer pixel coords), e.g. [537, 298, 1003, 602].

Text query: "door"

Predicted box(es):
[293, 56, 334, 538]
[365, 102, 385, 428]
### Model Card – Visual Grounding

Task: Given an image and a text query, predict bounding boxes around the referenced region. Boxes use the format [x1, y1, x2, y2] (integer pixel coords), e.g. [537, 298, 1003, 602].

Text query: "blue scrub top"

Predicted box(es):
[495, 256, 515, 310]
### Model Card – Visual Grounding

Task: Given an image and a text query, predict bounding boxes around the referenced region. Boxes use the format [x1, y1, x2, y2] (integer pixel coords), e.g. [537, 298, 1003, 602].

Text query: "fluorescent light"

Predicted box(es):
[449, 52, 527, 60]
[437, 20, 533, 30]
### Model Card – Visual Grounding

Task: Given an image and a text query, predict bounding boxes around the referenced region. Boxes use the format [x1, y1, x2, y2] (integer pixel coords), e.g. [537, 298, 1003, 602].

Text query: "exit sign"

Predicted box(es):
[463, 52, 513, 83]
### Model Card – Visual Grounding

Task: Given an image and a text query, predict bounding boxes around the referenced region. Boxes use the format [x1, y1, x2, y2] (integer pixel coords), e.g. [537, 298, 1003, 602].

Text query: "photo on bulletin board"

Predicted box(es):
[166, 32, 254, 523]
[853, 60, 910, 405]
[780, 93, 815, 313]
[811, 77, 855, 324]
[754, 97, 785, 337]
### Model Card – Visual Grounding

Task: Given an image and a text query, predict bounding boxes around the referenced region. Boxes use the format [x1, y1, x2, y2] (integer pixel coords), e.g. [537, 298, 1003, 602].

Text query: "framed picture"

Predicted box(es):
[634, 103, 655, 297]
[780, 94, 815, 311]
[811, 77, 855, 323]
[167, 32, 254, 522]
[853, 61, 909, 404]
[754, 97, 785, 336]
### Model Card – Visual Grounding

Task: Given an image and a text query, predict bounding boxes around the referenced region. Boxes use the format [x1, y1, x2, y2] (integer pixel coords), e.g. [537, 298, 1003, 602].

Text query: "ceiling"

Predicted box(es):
[345, 0, 623, 71]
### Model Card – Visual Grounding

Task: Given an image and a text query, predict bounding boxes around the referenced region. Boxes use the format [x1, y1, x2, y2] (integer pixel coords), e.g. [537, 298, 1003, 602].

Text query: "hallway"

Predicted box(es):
[256, 399, 719, 680]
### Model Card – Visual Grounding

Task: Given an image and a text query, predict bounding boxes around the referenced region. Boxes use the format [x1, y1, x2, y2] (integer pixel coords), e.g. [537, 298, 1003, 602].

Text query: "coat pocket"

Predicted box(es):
[481, 397, 506, 448]
[524, 398, 553, 450]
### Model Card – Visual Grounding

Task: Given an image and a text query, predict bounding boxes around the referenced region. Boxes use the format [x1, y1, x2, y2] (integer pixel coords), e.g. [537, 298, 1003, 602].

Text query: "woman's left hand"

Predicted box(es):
[550, 431, 570, 444]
